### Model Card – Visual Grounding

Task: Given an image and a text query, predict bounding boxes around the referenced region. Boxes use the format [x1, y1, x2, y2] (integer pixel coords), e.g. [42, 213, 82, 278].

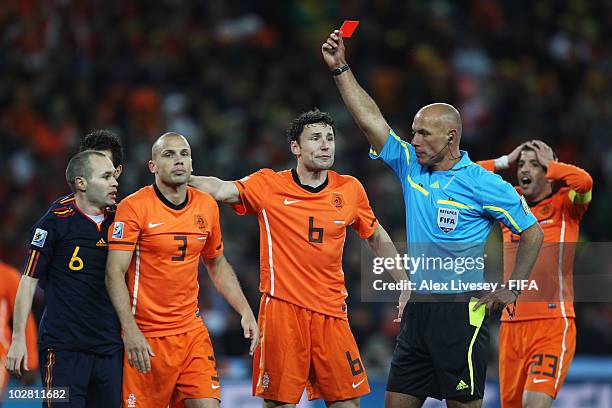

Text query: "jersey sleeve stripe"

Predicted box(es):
[407, 175, 429, 196]
[261, 209, 275, 296]
[370, 129, 411, 166]
[131, 244, 141, 315]
[437, 199, 474, 210]
[482, 205, 522, 233]
[23, 250, 39, 277]
[568, 189, 592, 204]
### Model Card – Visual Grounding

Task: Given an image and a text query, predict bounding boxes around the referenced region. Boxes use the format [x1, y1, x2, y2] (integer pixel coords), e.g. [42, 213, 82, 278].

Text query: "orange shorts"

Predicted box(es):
[123, 324, 220, 408]
[253, 294, 369, 404]
[499, 318, 576, 407]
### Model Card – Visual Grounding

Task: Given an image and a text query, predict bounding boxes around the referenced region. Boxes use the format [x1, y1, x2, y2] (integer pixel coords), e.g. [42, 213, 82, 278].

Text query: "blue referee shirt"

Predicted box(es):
[370, 130, 537, 294]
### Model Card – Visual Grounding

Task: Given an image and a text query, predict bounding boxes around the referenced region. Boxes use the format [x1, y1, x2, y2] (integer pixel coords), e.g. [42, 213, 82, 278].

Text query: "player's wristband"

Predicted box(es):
[494, 155, 510, 170]
[332, 64, 350, 76]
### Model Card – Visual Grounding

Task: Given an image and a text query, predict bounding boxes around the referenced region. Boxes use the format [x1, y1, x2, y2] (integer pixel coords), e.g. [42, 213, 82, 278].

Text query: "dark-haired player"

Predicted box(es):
[479, 140, 593, 408]
[190, 110, 408, 408]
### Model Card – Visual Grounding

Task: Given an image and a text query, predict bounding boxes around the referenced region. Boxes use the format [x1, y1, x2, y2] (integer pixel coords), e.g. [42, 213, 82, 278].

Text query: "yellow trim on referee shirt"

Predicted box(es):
[370, 130, 411, 166]
[568, 189, 592, 204]
[482, 205, 522, 233]
[437, 200, 473, 209]
[407, 175, 429, 196]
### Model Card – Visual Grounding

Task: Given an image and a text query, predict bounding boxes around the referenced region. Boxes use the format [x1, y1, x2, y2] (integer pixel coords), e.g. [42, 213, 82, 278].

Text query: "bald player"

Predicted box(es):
[105, 132, 258, 408]
[322, 31, 544, 408]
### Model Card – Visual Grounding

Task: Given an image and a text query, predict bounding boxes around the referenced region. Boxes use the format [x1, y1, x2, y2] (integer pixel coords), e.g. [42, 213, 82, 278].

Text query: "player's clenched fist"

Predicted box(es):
[321, 30, 347, 70]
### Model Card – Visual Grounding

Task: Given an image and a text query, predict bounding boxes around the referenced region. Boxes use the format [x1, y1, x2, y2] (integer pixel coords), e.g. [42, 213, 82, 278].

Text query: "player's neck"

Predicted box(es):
[525, 184, 553, 204]
[75, 195, 104, 216]
[155, 181, 187, 205]
[295, 165, 328, 188]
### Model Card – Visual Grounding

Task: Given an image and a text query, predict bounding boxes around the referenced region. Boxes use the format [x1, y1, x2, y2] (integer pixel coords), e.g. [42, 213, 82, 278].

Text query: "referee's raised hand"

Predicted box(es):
[322, 30, 347, 70]
[473, 287, 518, 312]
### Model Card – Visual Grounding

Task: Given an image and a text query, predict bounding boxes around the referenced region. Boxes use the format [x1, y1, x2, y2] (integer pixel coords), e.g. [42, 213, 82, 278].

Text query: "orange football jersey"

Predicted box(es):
[232, 169, 378, 319]
[478, 160, 592, 321]
[108, 185, 223, 337]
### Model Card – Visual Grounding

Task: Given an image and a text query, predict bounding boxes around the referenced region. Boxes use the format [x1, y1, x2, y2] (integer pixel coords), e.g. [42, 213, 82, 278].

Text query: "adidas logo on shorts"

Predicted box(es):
[456, 380, 469, 391]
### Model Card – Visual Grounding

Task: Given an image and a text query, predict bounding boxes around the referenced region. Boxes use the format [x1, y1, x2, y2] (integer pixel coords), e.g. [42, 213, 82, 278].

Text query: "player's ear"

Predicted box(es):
[114, 164, 123, 178]
[74, 176, 87, 192]
[148, 160, 156, 174]
[290, 140, 300, 156]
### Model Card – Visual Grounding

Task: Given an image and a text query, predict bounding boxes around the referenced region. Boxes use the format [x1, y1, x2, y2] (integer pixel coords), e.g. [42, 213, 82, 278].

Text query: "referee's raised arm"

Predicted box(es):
[322, 29, 390, 154]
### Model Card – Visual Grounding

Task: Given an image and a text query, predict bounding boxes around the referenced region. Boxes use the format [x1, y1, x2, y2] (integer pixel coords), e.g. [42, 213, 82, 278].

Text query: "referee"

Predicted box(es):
[322, 31, 544, 408]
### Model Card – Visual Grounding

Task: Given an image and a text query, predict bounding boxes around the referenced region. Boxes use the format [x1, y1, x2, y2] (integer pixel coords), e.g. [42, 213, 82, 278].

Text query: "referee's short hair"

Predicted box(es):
[65, 150, 108, 193]
[286, 109, 336, 144]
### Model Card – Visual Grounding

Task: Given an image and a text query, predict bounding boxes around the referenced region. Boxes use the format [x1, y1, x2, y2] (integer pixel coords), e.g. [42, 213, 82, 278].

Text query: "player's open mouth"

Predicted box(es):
[520, 176, 532, 186]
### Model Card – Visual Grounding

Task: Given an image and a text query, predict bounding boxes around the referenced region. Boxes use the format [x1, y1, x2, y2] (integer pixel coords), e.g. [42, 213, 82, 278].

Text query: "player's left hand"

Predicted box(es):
[474, 288, 517, 312]
[394, 289, 411, 323]
[528, 140, 556, 168]
[241, 313, 259, 356]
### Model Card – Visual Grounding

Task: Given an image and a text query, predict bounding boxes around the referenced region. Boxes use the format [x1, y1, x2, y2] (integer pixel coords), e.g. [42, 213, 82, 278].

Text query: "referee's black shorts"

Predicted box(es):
[387, 292, 489, 401]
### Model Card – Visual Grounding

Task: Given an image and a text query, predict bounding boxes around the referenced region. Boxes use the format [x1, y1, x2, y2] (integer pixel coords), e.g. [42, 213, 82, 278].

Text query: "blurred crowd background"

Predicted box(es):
[1, 0, 611, 381]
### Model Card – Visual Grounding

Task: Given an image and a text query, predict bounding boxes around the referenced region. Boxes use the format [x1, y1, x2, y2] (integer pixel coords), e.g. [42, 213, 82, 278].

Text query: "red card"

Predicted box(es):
[339, 20, 360, 38]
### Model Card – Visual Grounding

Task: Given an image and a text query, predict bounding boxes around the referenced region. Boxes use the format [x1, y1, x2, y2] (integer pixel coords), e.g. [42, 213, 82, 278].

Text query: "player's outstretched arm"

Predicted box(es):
[202, 254, 259, 355]
[475, 222, 543, 311]
[5, 275, 38, 377]
[105, 250, 155, 373]
[188, 176, 241, 204]
[322, 30, 391, 153]
[366, 224, 410, 322]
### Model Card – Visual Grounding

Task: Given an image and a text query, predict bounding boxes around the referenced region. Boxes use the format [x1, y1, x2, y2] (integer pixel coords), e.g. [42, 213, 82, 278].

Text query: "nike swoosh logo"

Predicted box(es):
[148, 222, 164, 228]
[211, 384, 220, 389]
[352, 378, 366, 388]
[283, 198, 302, 205]
[533, 378, 549, 383]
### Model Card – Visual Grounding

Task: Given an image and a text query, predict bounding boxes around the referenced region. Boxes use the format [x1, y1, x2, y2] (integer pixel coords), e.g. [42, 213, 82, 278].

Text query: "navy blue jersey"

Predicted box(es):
[23, 194, 122, 355]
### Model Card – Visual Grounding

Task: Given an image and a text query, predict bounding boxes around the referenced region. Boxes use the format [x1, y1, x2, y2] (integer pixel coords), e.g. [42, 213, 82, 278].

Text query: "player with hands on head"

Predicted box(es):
[478, 140, 592, 408]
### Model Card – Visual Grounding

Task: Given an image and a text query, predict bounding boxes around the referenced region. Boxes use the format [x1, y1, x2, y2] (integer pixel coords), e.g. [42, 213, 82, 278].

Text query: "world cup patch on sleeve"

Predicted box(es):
[112, 222, 124, 239]
[31, 228, 48, 247]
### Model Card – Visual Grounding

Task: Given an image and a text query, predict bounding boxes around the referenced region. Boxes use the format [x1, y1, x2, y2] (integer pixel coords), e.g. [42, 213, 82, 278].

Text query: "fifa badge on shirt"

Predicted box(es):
[112, 222, 124, 239]
[438, 207, 459, 233]
[31, 228, 48, 247]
